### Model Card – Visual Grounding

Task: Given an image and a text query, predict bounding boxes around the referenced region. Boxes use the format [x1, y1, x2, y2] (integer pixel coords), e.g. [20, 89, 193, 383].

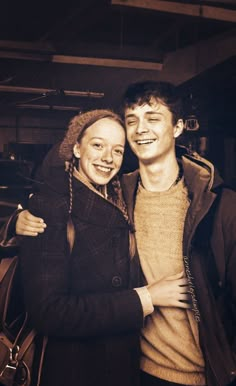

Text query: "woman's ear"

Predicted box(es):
[173, 119, 184, 138]
[73, 143, 80, 158]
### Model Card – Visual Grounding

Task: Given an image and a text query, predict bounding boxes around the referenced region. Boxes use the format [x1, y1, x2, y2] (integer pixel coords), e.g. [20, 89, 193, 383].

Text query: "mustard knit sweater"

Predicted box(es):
[134, 178, 206, 385]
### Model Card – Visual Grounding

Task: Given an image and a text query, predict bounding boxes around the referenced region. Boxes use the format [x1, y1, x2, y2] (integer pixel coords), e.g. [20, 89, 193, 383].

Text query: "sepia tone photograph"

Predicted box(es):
[0, 1, 236, 386]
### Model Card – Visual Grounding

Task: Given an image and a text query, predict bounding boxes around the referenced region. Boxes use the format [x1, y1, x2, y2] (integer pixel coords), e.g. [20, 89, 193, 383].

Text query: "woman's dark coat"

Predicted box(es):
[121, 147, 236, 386]
[20, 157, 144, 386]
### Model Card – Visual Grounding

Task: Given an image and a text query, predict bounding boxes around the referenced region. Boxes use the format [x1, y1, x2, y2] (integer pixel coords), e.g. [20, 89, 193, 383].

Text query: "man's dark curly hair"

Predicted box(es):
[122, 81, 183, 125]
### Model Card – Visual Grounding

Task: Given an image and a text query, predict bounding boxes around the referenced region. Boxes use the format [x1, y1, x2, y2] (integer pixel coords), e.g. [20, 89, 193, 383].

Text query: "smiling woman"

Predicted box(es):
[17, 109, 145, 386]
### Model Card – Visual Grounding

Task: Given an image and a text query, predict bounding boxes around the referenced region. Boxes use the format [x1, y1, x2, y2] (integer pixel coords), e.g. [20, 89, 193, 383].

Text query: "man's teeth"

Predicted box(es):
[96, 166, 112, 172]
[136, 139, 155, 145]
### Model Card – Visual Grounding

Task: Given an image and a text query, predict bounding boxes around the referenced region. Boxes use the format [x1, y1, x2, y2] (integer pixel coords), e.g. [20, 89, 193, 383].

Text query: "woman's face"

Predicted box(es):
[73, 117, 125, 186]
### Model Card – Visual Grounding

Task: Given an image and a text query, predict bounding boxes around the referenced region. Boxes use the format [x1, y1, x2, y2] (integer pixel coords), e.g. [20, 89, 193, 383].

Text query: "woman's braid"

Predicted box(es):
[68, 158, 75, 214]
[109, 177, 128, 221]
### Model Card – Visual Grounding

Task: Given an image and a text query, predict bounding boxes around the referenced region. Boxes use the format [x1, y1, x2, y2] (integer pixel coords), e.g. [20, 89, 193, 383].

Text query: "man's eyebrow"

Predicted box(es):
[125, 113, 137, 118]
[125, 111, 163, 118]
[145, 111, 163, 116]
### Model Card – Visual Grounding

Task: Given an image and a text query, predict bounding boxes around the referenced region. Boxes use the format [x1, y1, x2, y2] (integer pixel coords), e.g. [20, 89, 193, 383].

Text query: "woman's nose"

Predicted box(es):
[101, 148, 113, 163]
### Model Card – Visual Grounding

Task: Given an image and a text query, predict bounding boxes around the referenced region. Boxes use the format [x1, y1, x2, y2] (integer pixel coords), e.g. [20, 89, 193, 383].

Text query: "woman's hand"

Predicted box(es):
[16, 210, 47, 236]
[148, 271, 191, 309]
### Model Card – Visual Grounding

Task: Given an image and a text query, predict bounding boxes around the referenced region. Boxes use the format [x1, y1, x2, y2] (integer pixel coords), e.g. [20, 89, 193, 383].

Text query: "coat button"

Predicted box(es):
[112, 276, 122, 287]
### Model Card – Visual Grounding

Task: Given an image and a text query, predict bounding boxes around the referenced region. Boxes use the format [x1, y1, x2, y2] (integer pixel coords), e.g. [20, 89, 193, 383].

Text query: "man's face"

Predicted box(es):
[124, 100, 183, 165]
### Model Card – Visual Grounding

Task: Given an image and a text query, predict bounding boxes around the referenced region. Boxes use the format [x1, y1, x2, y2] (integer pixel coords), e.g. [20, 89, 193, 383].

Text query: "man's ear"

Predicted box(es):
[173, 119, 184, 138]
[73, 143, 80, 158]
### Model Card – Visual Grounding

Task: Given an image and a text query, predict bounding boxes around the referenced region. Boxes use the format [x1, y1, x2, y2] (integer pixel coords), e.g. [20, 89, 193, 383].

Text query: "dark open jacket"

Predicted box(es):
[19, 176, 143, 386]
[121, 147, 236, 386]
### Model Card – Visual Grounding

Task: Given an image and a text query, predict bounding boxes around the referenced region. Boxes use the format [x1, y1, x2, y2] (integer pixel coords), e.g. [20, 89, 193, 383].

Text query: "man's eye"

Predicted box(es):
[148, 118, 160, 122]
[126, 119, 137, 126]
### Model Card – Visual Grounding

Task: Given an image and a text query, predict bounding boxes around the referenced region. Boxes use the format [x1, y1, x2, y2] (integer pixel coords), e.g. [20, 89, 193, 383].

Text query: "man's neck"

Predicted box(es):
[139, 157, 180, 192]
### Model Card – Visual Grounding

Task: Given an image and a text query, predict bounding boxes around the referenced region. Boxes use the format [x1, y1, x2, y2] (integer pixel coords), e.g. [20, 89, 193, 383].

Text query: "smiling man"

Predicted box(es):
[1, 81, 236, 386]
[120, 81, 236, 386]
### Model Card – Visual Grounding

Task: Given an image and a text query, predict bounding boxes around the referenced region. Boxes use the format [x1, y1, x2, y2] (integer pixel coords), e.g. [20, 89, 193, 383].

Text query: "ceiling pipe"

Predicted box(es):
[16, 104, 81, 111]
[0, 85, 104, 98]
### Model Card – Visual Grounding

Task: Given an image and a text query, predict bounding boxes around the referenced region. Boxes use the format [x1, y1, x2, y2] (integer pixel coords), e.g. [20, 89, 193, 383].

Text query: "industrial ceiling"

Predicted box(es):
[0, 0, 235, 131]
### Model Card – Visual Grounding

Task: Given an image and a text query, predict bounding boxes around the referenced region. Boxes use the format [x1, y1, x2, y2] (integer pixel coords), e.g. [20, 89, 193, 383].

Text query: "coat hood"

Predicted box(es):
[121, 146, 225, 224]
[34, 142, 69, 196]
[177, 147, 224, 193]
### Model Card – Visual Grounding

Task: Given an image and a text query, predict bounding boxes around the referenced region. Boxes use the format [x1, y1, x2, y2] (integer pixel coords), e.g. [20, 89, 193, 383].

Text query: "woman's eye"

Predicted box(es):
[114, 148, 124, 156]
[93, 143, 103, 149]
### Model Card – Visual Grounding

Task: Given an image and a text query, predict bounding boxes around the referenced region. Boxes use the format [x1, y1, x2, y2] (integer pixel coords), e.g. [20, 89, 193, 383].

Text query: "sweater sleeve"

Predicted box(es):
[20, 193, 144, 338]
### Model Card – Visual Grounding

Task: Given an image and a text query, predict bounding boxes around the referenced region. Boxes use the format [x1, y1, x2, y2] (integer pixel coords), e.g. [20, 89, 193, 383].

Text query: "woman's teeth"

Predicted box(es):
[96, 166, 112, 172]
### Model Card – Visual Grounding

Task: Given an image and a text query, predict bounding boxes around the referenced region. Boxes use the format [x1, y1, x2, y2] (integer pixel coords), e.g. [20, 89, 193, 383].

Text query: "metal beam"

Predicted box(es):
[112, 0, 236, 23]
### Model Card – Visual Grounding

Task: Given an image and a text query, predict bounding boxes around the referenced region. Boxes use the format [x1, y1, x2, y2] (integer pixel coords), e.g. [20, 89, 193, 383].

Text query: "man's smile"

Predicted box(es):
[135, 139, 157, 145]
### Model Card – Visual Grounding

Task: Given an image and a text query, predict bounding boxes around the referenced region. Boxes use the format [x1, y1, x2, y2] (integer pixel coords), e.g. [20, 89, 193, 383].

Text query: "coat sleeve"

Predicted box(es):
[212, 188, 236, 348]
[0, 208, 23, 258]
[215, 189, 236, 289]
[222, 189, 236, 317]
[20, 193, 144, 338]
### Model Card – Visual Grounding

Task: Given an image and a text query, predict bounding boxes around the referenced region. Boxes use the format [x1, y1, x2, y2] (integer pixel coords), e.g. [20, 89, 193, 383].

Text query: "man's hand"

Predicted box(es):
[16, 210, 47, 236]
[148, 271, 191, 309]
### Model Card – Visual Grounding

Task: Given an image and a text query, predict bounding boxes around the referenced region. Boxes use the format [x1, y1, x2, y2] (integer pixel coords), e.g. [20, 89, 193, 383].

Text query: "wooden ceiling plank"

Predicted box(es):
[52, 55, 163, 70]
[204, 0, 236, 5]
[0, 51, 50, 62]
[0, 51, 163, 70]
[159, 28, 236, 84]
[112, 0, 236, 22]
[0, 40, 55, 53]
